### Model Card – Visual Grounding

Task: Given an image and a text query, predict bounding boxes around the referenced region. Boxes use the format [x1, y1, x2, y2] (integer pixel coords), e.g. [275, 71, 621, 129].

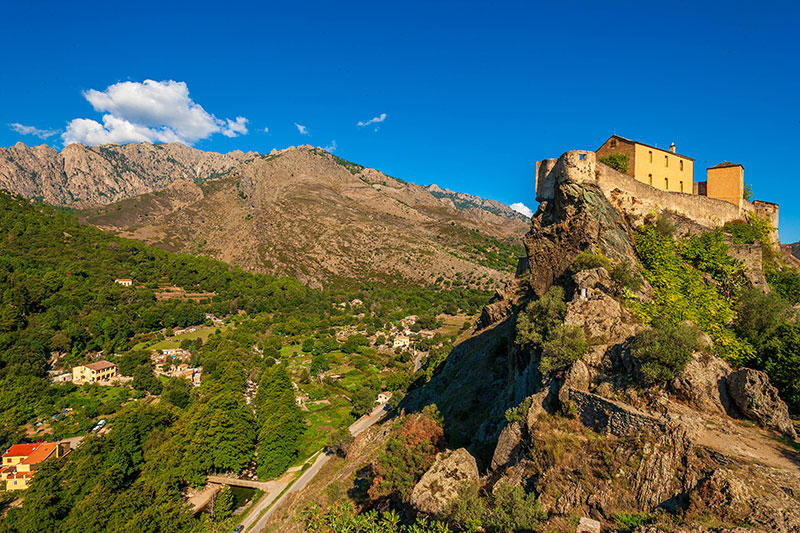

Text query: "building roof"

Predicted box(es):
[3, 443, 39, 458]
[84, 360, 117, 371]
[708, 161, 743, 169]
[601, 135, 695, 161]
[115, 278, 132, 281]
[21, 443, 58, 465]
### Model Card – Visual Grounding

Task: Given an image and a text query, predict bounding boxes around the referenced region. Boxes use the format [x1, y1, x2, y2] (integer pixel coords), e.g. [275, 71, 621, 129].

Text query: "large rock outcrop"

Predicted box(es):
[727, 368, 796, 439]
[410, 448, 479, 516]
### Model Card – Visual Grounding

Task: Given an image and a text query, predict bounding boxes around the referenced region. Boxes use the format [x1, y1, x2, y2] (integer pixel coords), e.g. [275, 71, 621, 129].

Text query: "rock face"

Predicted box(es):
[410, 448, 479, 516]
[671, 352, 734, 416]
[0, 141, 256, 207]
[524, 178, 636, 297]
[727, 368, 797, 439]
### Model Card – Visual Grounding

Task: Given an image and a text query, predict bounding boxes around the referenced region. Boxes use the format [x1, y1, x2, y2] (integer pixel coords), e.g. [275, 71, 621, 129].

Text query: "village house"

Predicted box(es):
[114, 278, 133, 287]
[376, 392, 392, 404]
[1, 442, 70, 491]
[72, 360, 118, 384]
[393, 335, 410, 349]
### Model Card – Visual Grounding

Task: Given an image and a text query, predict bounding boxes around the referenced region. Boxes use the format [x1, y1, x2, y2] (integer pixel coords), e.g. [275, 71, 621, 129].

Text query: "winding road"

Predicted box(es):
[240, 402, 389, 532]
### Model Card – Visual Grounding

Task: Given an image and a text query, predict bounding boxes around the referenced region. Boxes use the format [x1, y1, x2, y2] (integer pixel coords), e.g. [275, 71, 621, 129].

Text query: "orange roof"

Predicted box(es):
[7, 471, 33, 479]
[21, 443, 58, 465]
[84, 361, 117, 371]
[3, 443, 39, 458]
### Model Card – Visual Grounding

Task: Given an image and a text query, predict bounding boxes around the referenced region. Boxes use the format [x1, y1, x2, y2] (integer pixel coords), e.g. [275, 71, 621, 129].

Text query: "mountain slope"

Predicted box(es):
[79, 146, 529, 288]
[0, 141, 256, 206]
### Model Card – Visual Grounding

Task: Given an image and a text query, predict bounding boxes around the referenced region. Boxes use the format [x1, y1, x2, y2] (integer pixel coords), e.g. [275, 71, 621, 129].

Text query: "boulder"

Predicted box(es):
[671, 352, 734, 416]
[491, 421, 524, 471]
[410, 448, 479, 516]
[576, 517, 601, 533]
[565, 291, 642, 346]
[727, 369, 796, 440]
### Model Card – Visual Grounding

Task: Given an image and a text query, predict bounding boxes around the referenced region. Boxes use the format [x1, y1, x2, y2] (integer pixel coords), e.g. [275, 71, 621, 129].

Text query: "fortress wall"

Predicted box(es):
[536, 150, 756, 231]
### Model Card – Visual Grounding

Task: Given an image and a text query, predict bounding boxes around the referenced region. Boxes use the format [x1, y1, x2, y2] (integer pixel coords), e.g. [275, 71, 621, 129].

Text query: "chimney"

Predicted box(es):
[669, 142, 676, 153]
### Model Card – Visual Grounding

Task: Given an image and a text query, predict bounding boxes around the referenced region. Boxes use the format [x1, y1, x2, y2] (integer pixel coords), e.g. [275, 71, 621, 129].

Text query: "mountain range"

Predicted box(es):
[0, 142, 530, 288]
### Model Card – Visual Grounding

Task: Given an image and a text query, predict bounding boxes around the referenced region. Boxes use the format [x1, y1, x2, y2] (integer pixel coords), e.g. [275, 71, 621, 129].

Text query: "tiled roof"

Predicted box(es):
[602, 135, 695, 161]
[3, 443, 39, 458]
[708, 161, 743, 169]
[21, 443, 58, 465]
[84, 360, 117, 371]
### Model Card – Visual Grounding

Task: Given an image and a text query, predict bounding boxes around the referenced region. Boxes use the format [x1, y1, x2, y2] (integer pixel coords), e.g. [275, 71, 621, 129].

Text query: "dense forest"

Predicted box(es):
[0, 191, 494, 532]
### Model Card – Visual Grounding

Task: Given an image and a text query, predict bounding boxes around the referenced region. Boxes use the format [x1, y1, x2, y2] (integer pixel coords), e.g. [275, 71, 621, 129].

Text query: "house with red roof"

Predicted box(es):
[1, 441, 69, 490]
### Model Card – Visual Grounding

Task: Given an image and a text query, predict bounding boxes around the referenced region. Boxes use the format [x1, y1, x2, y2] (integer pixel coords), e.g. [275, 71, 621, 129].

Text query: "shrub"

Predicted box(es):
[570, 250, 610, 273]
[599, 153, 630, 173]
[540, 324, 588, 373]
[654, 214, 676, 238]
[630, 321, 699, 385]
[515, 286, 566, 348]
[735, 287, 790, 351]
[325, 427, 354, 457]
[610, 261, 643, 294]
[767, 268, 800, 304]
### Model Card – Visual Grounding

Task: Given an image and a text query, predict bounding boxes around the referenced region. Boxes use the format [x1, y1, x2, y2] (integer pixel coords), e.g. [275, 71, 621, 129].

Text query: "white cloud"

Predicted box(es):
[295, 123, 309, 135]
[324, 140, 337, 152]
[510, 202, 533, 218]
[9, 123, 59, 139]
[61, 79, 248, 146]
[262, 127, 270, 133]
[357, 113, 387, 127]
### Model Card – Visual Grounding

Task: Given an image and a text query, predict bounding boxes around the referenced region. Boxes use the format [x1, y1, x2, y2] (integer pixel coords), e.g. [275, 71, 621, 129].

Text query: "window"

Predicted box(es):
[665, 178, 669, 189]
[610, 139, 617, 148]
[665, 155, 669, 167]
[680, 160, 684, 171]
[649, 150, 653, 163]
[680, 181, 684, 192]
[648, 174, 653, 186]
[579, 153, 585, 160]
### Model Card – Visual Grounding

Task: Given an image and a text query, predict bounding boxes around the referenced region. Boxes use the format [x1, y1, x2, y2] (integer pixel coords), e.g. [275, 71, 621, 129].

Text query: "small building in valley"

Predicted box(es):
[114, 278, 133, 287]
[1, 442, 70, 491]
[72, 360, 118, 384]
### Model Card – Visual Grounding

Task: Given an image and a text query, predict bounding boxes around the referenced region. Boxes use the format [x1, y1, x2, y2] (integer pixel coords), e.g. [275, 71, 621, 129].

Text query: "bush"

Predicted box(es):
[570, 250, 610, 273]
[515, 286, 566, 348]
[325, 427, 354, 457]
[540, 324, 588, 373]
[654, 214, 676, 238]
[767, 268, 800, 304]
[630, 321, 699, 385]
[735, 287, 790, 351]
[610, 261, 643, 295]
[599, 153, 630, 173]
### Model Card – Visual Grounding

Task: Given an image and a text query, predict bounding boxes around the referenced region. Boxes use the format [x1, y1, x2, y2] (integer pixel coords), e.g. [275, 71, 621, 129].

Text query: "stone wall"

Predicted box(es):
[728, 242, 768, 289]
[535, 150, 760, 232]
[569, 389, 665, 437]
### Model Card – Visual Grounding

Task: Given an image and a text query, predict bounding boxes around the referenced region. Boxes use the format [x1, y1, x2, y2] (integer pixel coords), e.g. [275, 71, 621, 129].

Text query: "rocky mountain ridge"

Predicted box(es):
[75, 146, 529, 288]
[0, 141, 257, 207]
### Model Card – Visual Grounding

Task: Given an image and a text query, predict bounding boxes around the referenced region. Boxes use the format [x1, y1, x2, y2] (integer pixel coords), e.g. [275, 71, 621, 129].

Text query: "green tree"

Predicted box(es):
[255, 365, 304, 479]
[631, 321, 699, 385]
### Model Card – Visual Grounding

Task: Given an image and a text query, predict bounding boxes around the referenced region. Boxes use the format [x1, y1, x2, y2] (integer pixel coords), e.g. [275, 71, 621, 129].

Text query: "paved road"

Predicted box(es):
[243, 403, 389, 532]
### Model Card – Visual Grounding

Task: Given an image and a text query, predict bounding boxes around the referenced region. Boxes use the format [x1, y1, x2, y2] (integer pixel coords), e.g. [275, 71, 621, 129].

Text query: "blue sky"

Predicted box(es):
[2, 1, 799, 240]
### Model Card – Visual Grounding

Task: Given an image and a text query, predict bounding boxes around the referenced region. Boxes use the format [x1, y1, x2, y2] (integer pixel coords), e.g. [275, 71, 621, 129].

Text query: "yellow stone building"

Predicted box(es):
[596, 135, 694, 194]
[72, 360, 118, 384]
[702, 161, 745, 209]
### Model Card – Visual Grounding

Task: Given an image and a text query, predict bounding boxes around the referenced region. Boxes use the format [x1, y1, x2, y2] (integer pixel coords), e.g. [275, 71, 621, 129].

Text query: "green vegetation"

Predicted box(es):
[633, 224, 751, 364]
[0, 191, 492, 530]
[631, 321, 699, 384]
[304, 502, 451, 532]
[598, 152, 630, 173]
[540, 324, 588, 373]
[449, 483, 546, 532]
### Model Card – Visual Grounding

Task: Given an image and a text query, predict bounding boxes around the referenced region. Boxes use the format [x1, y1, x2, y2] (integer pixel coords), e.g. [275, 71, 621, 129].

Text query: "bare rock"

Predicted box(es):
[572, 267, 614, 294]
[410, 448, 479, 516]
[565, 290, 643, 346]
[671, 352, 734, 416]
[576, 516, 601, 533]
[491, 421, 524, 471]
[727, 369, 796, 440]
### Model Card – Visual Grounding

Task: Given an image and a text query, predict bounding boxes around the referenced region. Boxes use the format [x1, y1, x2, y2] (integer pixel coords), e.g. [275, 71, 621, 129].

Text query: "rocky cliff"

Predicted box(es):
[0, 141, 256, 207]
[398, 151, 800, 531]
